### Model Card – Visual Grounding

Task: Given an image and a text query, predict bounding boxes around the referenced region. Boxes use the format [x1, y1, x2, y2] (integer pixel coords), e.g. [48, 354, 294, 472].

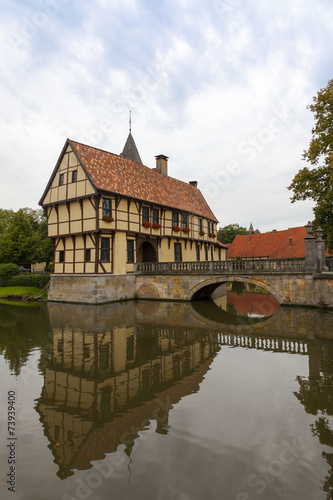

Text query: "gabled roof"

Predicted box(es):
[120, 131, 142, 163]
[216, 241, 229, 250]
[227, 226, 307, 259]
[67, 139, 218, 221]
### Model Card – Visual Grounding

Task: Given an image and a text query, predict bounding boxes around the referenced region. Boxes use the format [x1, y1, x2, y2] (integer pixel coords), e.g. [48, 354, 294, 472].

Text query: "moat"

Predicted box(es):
[1, 291, 333, 500]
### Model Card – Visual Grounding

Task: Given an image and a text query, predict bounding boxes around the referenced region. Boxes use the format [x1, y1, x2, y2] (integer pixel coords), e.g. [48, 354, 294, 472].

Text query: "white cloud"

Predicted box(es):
[0, 0, 331, 232]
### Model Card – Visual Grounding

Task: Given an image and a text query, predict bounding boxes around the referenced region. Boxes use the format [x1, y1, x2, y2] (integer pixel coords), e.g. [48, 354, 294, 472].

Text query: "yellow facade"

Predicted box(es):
[42, 144, 226, 275]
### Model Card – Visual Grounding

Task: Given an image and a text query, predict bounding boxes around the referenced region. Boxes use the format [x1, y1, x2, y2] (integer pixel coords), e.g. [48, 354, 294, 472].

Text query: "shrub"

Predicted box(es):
[9, 273, 50, 288]
[0, 263, 20, 286]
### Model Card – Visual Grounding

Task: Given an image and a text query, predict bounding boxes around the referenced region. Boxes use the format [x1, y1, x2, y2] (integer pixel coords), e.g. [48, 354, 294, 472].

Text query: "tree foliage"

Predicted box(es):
[0, 209, 14, 234]
[217, 223, 248, 244]
[0, 208, 53, 266]
[288, 78, 333, 248]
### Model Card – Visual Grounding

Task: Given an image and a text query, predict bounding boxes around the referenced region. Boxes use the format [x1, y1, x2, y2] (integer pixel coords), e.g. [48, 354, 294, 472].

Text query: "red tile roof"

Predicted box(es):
[69, 140, 218, 221]
[227, 226, 307, 259]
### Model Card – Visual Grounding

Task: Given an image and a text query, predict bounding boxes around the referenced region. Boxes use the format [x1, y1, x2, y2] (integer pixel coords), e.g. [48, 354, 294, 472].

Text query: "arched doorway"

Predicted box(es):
[138, 240, 158, 263]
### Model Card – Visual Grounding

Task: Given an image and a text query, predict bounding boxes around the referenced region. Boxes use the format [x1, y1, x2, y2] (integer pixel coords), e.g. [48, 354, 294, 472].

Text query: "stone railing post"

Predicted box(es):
[315, 227, 326, 272]
[227, 260, 234, 272]
[304, 221, 317, 272]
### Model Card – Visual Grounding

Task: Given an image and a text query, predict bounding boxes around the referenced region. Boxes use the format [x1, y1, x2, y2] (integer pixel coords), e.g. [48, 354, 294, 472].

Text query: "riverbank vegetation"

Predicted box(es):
[0, 208, 53, 267]
[0, 207, 52, 302]
[0, 264, 50, 302]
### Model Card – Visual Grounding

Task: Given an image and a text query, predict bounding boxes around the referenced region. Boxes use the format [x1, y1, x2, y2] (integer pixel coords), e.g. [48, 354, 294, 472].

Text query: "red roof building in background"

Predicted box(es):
[227, 226, 307, 260]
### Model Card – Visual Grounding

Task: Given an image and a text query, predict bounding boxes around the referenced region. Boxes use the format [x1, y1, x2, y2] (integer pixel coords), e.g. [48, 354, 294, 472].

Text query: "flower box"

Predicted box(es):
[102, 215, 114, 223]
[152, 223, 161, 229]
[199, 230, 205, 236]
[182, 227, 190, 233]
[143, 221, 152, 228]
[172, 226, 181, 232]
[209, 232, 216, 238]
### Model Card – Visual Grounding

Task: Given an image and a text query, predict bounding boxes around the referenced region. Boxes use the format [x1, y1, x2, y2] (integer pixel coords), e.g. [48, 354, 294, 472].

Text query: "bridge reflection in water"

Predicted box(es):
[35, 300, 333, 494]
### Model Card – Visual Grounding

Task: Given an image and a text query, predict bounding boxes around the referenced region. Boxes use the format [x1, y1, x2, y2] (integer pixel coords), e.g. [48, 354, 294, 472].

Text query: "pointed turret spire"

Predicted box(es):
[120, 111, 142, 164]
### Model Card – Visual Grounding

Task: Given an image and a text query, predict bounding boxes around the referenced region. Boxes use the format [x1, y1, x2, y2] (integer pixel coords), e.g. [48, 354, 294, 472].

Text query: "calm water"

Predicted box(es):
[1, 294, 333, 500]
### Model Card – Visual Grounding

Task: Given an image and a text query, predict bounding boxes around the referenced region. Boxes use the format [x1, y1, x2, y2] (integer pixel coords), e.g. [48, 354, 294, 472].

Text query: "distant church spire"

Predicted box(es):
[120, 111, 142, 164]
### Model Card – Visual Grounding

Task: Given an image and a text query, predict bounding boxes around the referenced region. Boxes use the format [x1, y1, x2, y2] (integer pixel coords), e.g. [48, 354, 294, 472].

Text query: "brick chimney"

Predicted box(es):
[189, 181, 198, 188]
[155, 154, 168, 176]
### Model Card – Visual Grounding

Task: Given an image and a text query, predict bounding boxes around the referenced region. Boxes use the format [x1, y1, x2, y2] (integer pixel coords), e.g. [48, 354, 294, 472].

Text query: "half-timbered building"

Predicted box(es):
[39, 134, 226, 276]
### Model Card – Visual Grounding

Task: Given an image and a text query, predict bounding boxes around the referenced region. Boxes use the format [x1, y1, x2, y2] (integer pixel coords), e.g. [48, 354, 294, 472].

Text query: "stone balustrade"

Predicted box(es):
[135, 258, 306, 274]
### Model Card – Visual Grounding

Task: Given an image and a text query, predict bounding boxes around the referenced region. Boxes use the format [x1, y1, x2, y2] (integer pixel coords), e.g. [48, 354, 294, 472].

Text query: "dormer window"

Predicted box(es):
[59, 173, 64, 186]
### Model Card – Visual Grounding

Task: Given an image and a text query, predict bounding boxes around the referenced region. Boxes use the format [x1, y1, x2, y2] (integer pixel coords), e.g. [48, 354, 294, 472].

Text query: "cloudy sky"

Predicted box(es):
[1, 0, 332, 232]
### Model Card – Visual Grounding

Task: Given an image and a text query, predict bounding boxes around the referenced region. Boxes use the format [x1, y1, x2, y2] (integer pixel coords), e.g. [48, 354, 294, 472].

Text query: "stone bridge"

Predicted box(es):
[135, 259, 333, 308]
[48, 258, 333, 307]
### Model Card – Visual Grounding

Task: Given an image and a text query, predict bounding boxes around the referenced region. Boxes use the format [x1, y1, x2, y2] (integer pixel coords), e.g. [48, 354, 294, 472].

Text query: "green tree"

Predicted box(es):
[0, 209, 39, 264]
[21, 207, 44, 231]
[36, 217, 53, 265]
[288, 78, 333, 248]
[0, 208, 53, 267]
[0, 209, 14, 234]
[217, 223, 248, 244]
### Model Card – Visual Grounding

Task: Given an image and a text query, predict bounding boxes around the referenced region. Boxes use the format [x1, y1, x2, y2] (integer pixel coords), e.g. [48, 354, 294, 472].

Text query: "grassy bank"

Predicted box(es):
[0, 286, 46, 303]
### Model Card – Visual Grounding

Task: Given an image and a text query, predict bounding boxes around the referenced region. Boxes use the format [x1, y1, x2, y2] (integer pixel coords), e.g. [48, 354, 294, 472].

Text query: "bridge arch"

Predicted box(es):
[188, 276, 284, 304]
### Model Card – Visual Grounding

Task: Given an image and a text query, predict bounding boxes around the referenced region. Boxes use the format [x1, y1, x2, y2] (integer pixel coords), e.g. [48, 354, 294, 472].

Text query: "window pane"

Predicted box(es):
[127, 240, 134, 263]
[182, 214, 188, 228]
[174, 243, 182, 262]
[153, 209, 159, 224]
[86, 249, 91, 262]
[72, 170, 77, 183]
[196, 244, 200, 261]
[199, 219, 203, 232]
[102, 198, 111, 217]
[59, 173, 64, 186]
[172, 212, 179, 226]
[101, 238, 110, 262]
[142, 206, 149, 222]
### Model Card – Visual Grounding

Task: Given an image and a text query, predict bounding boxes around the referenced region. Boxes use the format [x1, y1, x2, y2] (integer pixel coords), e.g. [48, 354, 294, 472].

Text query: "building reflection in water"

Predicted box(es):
[213, 281, 280, 318]
[35, 299, 333, 494]
[35, 301, 220, 479]
[294, 339, 333, 499]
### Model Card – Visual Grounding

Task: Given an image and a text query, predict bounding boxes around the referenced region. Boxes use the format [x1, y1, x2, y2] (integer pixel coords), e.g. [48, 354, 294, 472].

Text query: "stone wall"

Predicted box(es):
[48, 274, 136, 304]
